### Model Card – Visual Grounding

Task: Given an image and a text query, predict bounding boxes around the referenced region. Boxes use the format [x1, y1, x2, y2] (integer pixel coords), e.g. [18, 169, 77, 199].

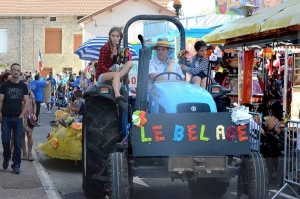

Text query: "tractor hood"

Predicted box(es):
[150, 81, 217, 113]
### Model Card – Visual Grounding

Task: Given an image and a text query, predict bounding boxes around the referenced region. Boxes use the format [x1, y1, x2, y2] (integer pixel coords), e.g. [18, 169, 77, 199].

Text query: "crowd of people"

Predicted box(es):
[0, 61, 95, 172]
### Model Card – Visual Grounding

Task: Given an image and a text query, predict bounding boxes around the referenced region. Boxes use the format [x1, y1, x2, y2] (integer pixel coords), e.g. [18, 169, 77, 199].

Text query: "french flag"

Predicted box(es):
[38, 50, 43, 71]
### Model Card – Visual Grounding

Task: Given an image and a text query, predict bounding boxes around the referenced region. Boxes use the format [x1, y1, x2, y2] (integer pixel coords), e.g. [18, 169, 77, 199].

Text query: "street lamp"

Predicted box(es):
[173, 0, 182, 18]
[238, 3, 259, 17]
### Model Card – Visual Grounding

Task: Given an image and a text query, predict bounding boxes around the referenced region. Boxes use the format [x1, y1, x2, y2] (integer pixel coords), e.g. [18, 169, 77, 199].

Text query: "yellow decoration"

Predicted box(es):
[38, 124, 82, 160]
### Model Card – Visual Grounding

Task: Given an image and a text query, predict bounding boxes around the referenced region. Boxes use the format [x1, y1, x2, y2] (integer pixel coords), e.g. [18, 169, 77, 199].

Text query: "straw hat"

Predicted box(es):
[150, 38, 174, 50]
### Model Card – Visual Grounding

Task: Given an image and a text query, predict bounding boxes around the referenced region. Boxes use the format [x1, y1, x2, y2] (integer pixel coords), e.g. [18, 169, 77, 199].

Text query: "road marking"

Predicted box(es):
[133, 177, 149, 187]
[33, 148, 62, 199]
[269, 190, 298, 199]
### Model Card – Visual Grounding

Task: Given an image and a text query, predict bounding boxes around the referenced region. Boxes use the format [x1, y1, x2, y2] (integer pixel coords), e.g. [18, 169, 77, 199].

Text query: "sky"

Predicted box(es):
[168, 0, 216, 16]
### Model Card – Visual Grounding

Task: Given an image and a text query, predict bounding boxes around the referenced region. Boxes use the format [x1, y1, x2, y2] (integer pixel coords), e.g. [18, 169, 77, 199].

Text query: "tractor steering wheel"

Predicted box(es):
[152, 72, 183, 83]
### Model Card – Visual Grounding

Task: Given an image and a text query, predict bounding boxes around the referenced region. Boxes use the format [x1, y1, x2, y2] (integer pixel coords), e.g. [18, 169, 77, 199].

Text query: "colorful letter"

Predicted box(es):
[238, 125, 248, 142]
[152, 125, 165, 142]
[141, 127, 152, 142]
[200, 125, 210, 141]
[187, 125, 198, 141]
[173, 125, 184, 142]
[216, 125, 225, 140]
[226, 126, 236, 141]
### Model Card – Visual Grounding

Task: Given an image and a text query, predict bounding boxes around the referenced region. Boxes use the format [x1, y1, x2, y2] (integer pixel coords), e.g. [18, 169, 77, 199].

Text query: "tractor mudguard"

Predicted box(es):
[83, 84, 129, 114]
[131, 112, 251, 157]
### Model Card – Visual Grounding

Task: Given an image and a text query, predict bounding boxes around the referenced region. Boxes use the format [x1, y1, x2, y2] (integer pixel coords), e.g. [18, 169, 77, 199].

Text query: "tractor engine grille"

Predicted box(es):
[177, 103, 211, 113]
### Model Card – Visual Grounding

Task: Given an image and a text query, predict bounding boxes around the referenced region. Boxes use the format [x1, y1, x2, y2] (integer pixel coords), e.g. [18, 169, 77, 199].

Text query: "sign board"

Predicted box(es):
[132, 112, 251, 157]
[128, 61, 138, 89]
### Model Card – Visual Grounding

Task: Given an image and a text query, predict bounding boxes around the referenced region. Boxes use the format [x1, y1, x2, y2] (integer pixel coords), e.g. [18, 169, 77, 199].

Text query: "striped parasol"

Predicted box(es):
[74, 36, 138, 61]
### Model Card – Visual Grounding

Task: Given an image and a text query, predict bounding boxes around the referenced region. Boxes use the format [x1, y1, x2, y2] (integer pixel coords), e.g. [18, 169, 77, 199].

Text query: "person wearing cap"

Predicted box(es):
[180, 40, 210, 89]
[148, 38, 184, 91]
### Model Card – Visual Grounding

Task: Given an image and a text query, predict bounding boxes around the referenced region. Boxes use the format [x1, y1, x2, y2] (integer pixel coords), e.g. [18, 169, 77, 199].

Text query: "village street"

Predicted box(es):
[32, 107, 296, 199]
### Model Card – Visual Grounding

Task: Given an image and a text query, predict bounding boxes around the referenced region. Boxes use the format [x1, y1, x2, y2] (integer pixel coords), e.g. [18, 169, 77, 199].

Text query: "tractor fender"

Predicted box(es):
[83, 84, 115, 101]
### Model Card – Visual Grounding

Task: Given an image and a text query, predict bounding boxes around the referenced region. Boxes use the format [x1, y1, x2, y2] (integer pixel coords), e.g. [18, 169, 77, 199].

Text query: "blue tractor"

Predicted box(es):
[82, 15, 268, 199]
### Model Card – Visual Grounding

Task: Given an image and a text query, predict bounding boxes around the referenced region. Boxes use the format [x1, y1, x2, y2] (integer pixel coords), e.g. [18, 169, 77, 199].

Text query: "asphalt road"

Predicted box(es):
[33, 106, 298, 199]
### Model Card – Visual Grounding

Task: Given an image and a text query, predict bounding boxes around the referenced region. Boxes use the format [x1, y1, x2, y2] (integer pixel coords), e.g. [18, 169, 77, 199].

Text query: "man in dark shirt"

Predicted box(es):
[0, 63, 29, 174]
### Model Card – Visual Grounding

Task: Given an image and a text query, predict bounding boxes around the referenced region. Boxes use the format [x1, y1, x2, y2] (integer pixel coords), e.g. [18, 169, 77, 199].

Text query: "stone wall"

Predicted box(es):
[0, 16, 83, 75]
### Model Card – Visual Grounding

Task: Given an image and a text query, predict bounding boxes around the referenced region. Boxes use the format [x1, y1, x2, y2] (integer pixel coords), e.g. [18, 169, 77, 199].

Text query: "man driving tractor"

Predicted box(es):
[148, 38, 184, 91]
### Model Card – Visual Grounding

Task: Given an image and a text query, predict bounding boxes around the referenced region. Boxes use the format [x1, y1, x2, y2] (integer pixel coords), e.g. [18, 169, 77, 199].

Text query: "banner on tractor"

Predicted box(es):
[132, 112, 251, 157]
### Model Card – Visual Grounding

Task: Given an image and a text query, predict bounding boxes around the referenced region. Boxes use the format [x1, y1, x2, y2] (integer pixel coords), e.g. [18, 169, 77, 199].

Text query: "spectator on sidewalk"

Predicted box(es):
[45, 72, 56, 114]
[30, 74, 50, 125]
[0, 72, 12, 87]
[22, 86, 37, 161]
[0, 63, 29, 174]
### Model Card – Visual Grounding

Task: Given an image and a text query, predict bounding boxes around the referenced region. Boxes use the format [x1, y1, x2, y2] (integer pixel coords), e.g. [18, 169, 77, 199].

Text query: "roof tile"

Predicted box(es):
[0, 0, 171, 16]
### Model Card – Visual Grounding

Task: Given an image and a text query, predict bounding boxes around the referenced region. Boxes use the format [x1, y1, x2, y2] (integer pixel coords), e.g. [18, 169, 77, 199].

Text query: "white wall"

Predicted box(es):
[82, 0, 173, 43]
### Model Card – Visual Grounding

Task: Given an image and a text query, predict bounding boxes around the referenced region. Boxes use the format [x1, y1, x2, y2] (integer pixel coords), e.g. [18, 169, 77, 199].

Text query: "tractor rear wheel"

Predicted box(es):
[237, 152, 269, 199]
[82, 97, 121, 198]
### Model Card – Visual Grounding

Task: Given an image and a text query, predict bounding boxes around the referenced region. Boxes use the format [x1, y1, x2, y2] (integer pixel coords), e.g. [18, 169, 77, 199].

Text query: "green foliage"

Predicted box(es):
[0, 62, 9, 69]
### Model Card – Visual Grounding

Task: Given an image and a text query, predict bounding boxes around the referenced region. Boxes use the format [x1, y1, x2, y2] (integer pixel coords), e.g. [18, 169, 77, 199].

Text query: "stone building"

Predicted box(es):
[0, 0, 172, 77]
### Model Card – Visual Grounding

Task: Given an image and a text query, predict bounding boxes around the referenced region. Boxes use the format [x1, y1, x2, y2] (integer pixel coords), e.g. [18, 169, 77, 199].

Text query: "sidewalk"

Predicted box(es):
[0, 104, 61, 199]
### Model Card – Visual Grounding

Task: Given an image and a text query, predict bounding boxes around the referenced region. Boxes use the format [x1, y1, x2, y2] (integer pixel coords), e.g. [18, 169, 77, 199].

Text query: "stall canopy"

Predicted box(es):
[203, 0, 300, 44]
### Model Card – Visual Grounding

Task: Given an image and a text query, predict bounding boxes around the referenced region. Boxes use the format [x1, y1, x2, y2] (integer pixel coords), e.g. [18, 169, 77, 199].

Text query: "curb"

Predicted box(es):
[32, 148, 62, 199]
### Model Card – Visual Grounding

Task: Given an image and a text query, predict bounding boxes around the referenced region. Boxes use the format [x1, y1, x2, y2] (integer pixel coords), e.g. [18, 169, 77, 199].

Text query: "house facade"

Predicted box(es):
[0, 16, 83, 76]
[0, 0, 116, 76]
[78, 0, 174, 43]
[0, 0, 172, 76]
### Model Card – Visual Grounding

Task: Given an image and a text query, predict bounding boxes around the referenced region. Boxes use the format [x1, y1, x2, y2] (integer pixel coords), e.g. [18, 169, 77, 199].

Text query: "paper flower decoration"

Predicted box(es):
[132, 110, 147, 128]
[55, 110, 67, 118]
[50, 138, 59, 149]
[71, 122, 82, 130]
[231, 106, 253, 125]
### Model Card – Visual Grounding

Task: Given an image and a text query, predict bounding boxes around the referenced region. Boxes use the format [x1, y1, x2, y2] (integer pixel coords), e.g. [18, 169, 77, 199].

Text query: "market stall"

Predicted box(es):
[203, 0, 300, 118]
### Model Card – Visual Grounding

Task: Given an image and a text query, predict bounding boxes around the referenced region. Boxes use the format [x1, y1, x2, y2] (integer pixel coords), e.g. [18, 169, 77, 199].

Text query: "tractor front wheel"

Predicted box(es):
[108, 152, 130, 199]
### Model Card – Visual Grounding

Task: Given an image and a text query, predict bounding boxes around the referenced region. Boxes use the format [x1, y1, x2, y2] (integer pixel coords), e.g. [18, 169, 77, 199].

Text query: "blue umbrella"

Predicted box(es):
[75, 36, 138, 61]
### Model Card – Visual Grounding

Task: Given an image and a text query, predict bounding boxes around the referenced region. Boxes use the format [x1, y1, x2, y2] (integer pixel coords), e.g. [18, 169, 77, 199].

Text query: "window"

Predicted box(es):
[63, 67, 72, 73]
[0, 29, 7, 53]
[73, 34, 82, 52]
[45, 28, 62, 54]
[50, 17, 56, 21]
